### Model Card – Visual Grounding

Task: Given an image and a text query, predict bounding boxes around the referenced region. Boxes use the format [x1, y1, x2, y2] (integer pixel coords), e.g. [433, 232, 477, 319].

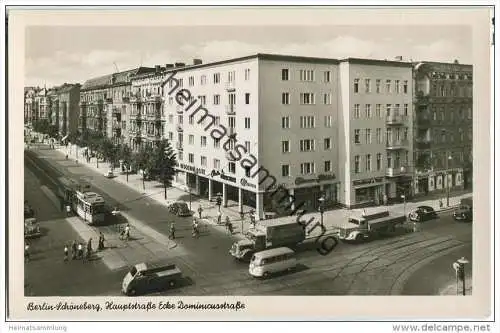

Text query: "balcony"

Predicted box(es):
[386, 114, 407, 125]
[225, 104, 235, 115]
[146, 94, 162, 103]
[176, 125, 183, 132]
[112, 121, 121, 129]
[225, 81, 236, 92]
[176, 142, 183, 151]
[129, 95, 143, 104]
[176, 105, 184, 114]
[146, 112, 161, 120]
[386, 139, 409, 149]
[225, 149, 238, 161]
[122, 96, 130, 103]
[228, 126, 236, 138]
[112, 107, 121, 115]
[415, 140, 431, 150]
[416, 116, 431, 127]
[105, 97, 113, 104]
[386, 166, 410, 177]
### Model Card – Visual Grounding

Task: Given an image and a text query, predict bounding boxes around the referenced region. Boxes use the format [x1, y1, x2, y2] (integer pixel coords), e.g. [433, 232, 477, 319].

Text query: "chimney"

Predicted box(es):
[165, 64, 174, 68]
[175, 62, 186, 67]
[155, 65, 161, 72]
[394, 56, 403, 61]
[193, 58, 203, 65]
[454, 59, 459, 64]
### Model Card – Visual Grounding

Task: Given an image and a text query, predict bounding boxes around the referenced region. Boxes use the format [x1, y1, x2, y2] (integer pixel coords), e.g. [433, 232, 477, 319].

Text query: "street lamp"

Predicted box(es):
[446, 155, 453, 207]
[401, 194, 407, 221]
[452, 257, 469, 296]
[188, 187, 192, 211]
[318, 195, 325, 227]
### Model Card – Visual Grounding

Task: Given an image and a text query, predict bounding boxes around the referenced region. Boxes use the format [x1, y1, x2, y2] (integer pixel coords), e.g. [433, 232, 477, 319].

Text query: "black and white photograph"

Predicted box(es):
[5, 4, 494, 323]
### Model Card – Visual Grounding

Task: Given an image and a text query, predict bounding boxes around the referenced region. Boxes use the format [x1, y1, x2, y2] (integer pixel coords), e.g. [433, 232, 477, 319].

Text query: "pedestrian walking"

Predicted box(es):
[24, 242, 30, 262]
[192, 221, 199, 238]
[77, 242, 83, 260]
[65, 203, 71, 217]
[71, 240, 77, 260]
[239, 211, 245, 221]
[197, 205, 203, 219]
[124, 224, 130, 240]
[169, 223, 176, 240]
[225, 216, 231, 234]
[439, 199, 444, 209]
[98, 232, 105, 251]
[217, 211, 222, 224]
[64, 245, 69, 262]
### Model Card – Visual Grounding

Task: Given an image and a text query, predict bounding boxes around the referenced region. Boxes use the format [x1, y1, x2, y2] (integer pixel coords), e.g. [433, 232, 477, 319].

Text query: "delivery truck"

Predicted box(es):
[121, 262, 183, 296]
[338, 209, 406, 243]
[229, 219, 306, 261]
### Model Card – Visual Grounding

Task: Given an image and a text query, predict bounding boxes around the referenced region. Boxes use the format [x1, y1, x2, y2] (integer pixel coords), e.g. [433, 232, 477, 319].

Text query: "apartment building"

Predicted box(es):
[131, 54, 341, 219]
[24, 87, 39, 125]
[55, 83, 81, 138]
[413, 61, 473, 195]
[79, 67, 154, 140]
[338, 58, 414, 207]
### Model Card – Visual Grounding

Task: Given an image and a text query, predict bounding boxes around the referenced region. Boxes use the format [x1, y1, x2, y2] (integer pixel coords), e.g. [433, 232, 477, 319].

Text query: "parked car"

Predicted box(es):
[167, 201, 192, 217]
[104, 169, 114, 178]
[24, 202, 35, 219]
[453, 205, 472, 222]
[408, 205, 438, 222]
[24, 218, 41, 239]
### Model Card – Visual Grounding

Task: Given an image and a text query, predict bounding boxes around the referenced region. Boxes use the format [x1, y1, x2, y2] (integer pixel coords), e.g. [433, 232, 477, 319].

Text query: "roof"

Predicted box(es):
[254, 247, 295, 258]
[340, 57, 413, 68]
[81, 67, 155, 91]
[413, 61, 473, 73]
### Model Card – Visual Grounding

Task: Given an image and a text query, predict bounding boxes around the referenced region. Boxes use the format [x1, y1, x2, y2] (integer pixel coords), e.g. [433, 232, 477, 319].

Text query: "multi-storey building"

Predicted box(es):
[55, 83, 81, 138]
[24, 87, 39, 125]
[413, 61, 473, 195]
[79, 67, 154, 140]
[33, 87, 51, 122]
[338, 58, 414, 207]
[80, 75, 113, 136]
[130, 54, 349, 218]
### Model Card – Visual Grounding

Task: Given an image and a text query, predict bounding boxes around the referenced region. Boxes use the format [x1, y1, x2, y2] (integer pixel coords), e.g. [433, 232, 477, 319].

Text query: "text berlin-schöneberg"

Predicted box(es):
[162, 71, 338, 255]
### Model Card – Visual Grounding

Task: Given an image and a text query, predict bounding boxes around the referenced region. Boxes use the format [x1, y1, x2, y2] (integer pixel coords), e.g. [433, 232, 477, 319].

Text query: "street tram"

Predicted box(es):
[75, 190, 106, 224]
[56, 176, 105, 224]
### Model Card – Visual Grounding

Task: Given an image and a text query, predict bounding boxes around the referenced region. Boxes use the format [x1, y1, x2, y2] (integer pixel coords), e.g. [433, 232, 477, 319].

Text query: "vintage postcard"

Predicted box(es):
[6, 5, 493, 321]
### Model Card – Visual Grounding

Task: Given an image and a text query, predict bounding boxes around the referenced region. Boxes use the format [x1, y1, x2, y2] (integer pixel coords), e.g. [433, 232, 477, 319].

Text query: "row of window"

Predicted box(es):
[354, 127, 410, 144]
[353, 103, 409, 118]
[281, 115, 333, 129]
[281, 138, 333, 153]
[427, 107, 473, 122]
[353, 152, 410, 174]
[354, 79, 409, 94]
[281, 69, 331, 83]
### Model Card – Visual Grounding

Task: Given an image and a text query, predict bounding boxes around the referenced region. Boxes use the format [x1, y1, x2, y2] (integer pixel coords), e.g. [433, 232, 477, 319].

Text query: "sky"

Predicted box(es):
[25, 25, 473, 88]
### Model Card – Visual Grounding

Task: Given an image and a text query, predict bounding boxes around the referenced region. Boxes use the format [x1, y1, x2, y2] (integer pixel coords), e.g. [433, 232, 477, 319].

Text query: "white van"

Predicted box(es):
[249, 247, 296, 278]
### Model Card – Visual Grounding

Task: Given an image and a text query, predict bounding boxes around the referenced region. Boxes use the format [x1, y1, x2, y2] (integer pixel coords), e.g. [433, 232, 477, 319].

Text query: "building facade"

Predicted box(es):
[413, 61, 473, 195]
[338, 58, 414, 207]
[56, 84, 81, 138]
[128, 54, 417, 218]
[79, 67, 154, 141]
[24, 87, 39, 125]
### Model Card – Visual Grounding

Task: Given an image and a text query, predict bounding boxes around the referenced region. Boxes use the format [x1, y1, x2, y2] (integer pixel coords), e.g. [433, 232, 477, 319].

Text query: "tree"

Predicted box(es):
[149, 139, 177, 200]
[134, 145, 154, 190]
[119, 144, 133, 182]
[415, 153, 433, 172]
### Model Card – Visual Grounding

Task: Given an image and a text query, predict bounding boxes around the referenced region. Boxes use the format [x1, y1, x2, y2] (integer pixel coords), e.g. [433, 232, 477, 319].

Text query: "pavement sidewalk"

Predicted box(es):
[38, 166, 185, 271]
[55, 142, 471, 238]
[439, 276, 472, 295]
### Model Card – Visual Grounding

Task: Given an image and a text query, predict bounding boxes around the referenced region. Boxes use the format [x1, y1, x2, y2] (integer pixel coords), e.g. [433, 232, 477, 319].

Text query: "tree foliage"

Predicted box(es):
[149, 139, 177, 199]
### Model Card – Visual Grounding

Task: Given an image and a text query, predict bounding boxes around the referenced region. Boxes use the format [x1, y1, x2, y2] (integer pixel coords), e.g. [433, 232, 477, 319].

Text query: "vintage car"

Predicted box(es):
[408, 205, 438, 222]
[167, 201, 192, 217]
[24, 218, 42, 239]
[453, 205, 472, 222]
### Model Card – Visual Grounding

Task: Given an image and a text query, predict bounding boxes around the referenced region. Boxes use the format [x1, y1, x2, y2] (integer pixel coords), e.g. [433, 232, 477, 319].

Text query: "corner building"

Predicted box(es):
[130, 54, 418, 218]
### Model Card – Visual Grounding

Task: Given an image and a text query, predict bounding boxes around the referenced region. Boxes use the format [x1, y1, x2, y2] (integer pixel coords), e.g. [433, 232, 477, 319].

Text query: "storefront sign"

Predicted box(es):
[352, 177, 384, 187]
[176, 163, 206, 175]
[240, 178, 257, 188]
[220, 174, 236, 183]
[210, 169, 223, 177]
[295, 174, 336, 186]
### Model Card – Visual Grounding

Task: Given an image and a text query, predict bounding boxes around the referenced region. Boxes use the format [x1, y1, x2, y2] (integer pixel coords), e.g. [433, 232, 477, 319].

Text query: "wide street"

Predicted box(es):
[23, 143, 472, 296]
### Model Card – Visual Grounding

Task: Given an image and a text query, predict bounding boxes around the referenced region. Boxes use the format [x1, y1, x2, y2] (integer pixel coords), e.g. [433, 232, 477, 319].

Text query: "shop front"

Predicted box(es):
[352, 177, 385, 208]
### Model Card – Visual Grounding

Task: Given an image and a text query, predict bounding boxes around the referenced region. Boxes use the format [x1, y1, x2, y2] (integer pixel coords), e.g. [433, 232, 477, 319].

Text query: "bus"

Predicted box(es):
[75, 190, 106, 225]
